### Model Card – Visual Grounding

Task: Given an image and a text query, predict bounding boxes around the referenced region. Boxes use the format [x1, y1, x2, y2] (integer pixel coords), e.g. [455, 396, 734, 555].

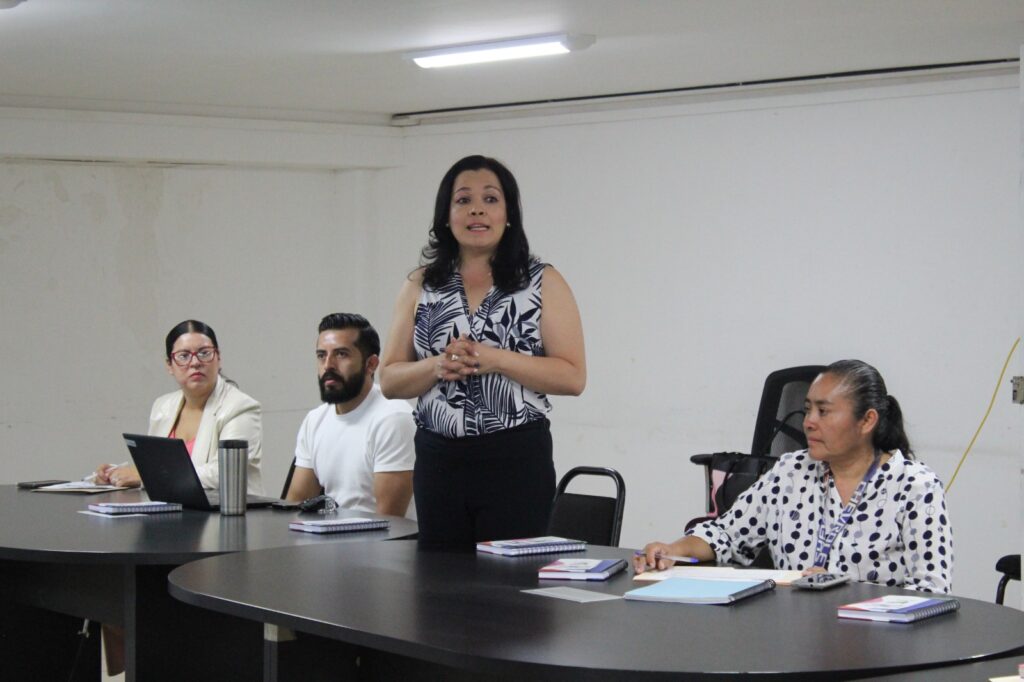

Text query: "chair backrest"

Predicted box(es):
[690, 364, 826, 521]
[687, 365, 825, 568]
[281, 458, 325, 500]
[279, 457, 302, 499]
[708, 453, 776, 518]
[548, 466, 626, 547]
[995, 554, 1021, 605]
[749, 365, 827, 458]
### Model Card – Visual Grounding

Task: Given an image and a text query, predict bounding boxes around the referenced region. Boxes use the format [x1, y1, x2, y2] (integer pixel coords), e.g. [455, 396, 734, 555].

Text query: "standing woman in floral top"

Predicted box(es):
[635, 360, 953, 593]
[380, 155, 586, 549]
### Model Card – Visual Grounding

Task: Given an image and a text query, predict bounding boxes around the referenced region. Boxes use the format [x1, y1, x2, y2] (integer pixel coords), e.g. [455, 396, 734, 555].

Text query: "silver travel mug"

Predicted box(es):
[218, 439, 248, 516]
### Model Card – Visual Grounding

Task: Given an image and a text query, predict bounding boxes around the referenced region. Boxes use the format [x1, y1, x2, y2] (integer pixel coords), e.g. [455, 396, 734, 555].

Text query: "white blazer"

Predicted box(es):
[148, 376, 264, 494]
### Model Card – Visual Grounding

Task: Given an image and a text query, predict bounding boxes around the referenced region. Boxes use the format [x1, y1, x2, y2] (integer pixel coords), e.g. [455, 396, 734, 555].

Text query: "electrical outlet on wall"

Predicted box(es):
[1012, 376, 1024, 404]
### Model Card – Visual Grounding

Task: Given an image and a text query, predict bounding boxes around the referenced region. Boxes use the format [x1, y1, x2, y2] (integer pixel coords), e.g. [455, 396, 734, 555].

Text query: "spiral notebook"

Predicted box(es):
[476, 536, 587, 557]
[837, 595, 960, 623]
[87, 501, 183, 515]
[288, 517, 390, 534]
[538, 558, 627, 581]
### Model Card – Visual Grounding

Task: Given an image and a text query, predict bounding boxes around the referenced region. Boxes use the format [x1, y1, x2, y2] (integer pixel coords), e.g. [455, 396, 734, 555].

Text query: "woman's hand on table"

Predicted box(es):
[633, 542, 680, 574]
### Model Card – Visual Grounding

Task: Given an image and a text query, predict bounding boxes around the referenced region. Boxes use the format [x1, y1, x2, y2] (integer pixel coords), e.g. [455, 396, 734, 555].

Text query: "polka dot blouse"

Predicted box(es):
[688, 450, 953, 593]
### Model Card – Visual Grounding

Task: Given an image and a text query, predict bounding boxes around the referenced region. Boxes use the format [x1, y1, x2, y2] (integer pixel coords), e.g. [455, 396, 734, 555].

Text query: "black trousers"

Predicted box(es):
[414, 419, 555, 550]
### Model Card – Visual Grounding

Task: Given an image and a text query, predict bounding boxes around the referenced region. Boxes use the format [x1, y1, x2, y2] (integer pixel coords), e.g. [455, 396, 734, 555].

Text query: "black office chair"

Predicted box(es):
[688, 365, 826, 527]
[280, 457, 323, 499]
[995, 554, 1020, 605]
[548, 466, 626, 547]
[280, 458, 299, 499]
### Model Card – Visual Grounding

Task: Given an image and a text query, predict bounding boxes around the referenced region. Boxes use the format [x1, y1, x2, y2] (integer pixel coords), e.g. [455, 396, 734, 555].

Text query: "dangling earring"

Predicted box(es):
[506, 222, 511, 228]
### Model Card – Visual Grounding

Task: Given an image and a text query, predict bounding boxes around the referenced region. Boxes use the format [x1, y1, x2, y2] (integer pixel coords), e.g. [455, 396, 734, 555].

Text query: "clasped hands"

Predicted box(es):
[93, 463, 142, 488]
[436, 339, 494, 382]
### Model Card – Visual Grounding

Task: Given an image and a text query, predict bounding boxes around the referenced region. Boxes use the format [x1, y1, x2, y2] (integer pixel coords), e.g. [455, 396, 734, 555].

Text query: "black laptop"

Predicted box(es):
[122, 433, 279, 510]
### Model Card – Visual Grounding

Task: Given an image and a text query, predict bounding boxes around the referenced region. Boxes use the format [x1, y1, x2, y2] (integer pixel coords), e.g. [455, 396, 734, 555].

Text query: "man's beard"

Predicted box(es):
[318, 365, 366, 404]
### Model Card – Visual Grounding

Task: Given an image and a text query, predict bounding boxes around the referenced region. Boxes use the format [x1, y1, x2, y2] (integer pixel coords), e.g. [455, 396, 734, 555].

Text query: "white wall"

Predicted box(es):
[0, 160, 391, 497]
[0, 71, 1019, 604]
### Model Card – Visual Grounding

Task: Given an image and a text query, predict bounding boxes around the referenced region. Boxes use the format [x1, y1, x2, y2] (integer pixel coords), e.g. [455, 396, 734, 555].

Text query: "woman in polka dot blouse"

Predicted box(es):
[635, 360, 952, 593]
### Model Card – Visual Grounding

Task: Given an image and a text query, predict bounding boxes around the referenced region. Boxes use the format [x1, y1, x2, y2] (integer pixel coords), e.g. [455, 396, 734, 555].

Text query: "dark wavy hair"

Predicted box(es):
[420, 155, 533, 293]
[164, 320, 219, 360]
[823, 359, 913, 457]
[318, 312, 380, 360]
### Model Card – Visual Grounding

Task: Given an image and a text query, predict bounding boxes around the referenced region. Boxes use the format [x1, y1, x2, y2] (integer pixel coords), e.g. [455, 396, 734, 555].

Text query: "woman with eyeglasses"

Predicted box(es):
[93, 320, 265, 675]
[93, 319, 264, 493]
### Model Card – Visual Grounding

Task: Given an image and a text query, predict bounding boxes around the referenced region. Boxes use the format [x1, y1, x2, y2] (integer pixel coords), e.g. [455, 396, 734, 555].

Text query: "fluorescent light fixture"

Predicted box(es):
[406, 33, 594, 69]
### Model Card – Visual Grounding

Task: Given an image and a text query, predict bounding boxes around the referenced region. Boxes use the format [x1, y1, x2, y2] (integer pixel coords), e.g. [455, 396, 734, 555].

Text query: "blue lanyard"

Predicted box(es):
[813, 454, 881, 568]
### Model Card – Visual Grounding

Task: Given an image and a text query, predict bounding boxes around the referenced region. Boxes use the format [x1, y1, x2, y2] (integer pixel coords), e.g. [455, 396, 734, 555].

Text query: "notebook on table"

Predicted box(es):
[289, 517, 390, 534]
[123, 433, 280, 511]
[32, 481, 130, 494]
[837, 595, 960, 623]
[632, 565, 803, 586]
[87, 501, 183, 515]
[476, 536, 587, 557]
[538, 558, 627, 581]
[623, 577, 776, 605]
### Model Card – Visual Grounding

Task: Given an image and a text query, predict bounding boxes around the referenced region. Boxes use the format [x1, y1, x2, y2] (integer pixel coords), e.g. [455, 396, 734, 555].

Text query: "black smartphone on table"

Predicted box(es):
[17, 480, 70, 489]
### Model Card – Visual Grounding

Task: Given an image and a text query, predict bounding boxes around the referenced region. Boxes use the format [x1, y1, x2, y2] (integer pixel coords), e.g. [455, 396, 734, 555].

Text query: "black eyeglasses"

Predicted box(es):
[170, 347, 218, 367]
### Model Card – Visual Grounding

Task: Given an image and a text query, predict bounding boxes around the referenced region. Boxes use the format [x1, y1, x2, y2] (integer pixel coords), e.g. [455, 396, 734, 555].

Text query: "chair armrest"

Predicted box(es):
[690, 452, 746, 466]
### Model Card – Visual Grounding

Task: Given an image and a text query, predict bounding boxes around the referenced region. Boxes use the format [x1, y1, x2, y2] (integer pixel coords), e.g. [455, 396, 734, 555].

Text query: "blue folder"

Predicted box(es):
[623, 577, 775, 604]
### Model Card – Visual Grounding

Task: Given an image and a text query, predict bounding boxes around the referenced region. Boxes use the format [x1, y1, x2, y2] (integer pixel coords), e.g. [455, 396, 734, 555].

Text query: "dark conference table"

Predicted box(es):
[0, 485, 417, 681]
[169, 541, 1024, 681]
[867, 655, 1023, 681]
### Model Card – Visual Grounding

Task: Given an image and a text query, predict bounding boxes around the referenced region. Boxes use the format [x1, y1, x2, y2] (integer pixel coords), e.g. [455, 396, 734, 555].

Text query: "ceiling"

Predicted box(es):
[0, 0, 1022, 125]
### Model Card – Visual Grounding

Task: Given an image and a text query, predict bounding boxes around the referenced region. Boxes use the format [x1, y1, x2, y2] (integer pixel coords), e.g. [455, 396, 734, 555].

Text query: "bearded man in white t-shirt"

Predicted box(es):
[285, 313, 415, 516]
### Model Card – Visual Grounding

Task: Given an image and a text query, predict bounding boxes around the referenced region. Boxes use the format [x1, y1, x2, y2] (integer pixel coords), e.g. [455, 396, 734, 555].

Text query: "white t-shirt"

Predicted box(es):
[294, 385, 415, 514]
